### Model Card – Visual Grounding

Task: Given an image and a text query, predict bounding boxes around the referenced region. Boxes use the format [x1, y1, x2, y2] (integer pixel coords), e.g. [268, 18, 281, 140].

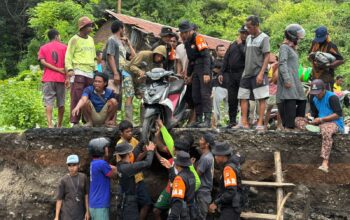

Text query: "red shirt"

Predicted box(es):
[38, 40, 67, 83]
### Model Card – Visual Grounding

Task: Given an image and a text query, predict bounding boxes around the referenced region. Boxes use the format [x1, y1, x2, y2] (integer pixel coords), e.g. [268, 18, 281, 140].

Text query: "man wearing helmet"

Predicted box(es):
[276, 24, 307, 130]
[124, 45, 167, 97]
[88, 137, 117, 220]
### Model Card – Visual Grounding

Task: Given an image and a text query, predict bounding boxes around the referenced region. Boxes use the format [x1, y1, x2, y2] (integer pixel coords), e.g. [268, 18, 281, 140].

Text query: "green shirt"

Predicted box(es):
[160, 126, 201, 191]
[65, 34, 96, 73]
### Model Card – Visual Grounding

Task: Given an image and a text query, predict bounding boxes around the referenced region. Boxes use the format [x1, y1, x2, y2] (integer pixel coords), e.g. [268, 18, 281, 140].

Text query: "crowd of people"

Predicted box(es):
[55, 119, 244, 220]
[38, 14, 347, 219]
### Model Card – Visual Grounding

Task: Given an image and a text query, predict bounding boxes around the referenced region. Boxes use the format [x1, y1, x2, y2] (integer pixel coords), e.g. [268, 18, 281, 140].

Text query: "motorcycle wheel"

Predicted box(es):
[141, 115, 158, 143]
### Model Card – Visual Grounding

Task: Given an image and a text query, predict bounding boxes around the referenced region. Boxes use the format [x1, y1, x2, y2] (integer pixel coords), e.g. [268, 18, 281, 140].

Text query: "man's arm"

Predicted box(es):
[106, 39, 120, 84]
[313, 95, 342, 125]
[54, 200, 62, 220]
[65, 37, 77, 75]
[72, 96, 89, 117]
[129, 52, 146, 77]
[278, 45, 292, 87]
[39, 59, 65, 75]
[84, 194, 90, 220]
[329, 44, 344, 69]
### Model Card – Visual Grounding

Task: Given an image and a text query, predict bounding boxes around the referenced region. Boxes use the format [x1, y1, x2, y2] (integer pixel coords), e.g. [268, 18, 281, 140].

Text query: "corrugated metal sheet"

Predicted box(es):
[106, 10, 231, 50]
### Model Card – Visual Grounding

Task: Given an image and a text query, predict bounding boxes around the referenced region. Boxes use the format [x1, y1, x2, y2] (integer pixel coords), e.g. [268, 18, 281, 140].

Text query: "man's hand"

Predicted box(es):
[114, 73, 120, 85]
[58, 68, 65, 74]
[65, 79, 71, 89]
[84, 211, 90, 220]
[146, 141, 156, 151]
[156, 118, 164, 129]
[203, 75, 211, 84]
[218, 75, 223, 84]
[284, 82, 292, 89]
[209, 203, 217, 213]
[72, 107, 80, 117]
[191, 157, 196, 164]
[139, 71, 145, 78]
[311, 118, 322, 125]
[54, 217, 59, 220]
[256, 73, 264, 85]
[160, 157, 172, 169]
[67, 70, 75, 77]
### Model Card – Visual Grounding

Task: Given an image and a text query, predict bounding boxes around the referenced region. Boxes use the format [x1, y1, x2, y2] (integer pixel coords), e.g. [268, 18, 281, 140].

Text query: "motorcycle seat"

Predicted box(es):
[168, 79, 184, 95]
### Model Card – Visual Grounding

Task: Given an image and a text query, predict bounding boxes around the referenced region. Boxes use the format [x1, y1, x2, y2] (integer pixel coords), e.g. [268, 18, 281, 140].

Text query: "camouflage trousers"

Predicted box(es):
[295, 117, 338, 160]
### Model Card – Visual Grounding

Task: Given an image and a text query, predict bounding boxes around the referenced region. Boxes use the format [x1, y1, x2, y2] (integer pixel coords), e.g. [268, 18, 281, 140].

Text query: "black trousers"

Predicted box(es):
[192, 70, 212, 115]
[227, 79, 241, 124]
[219, 207, 240, 220]
[278, 99, 306, 129]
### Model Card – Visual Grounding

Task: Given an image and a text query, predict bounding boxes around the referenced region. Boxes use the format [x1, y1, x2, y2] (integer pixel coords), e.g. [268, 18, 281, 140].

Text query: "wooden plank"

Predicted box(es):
[275, 151, 284, 220]
[241, 180, 295, 187]
[241, 212, 277, 219]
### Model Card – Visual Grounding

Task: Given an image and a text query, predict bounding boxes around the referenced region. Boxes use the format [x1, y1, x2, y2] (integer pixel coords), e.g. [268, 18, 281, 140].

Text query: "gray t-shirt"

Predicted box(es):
[56, 173, 89, 220]
[242, 32, 270, 78]
[196, 152, 214, 193]
[104, 36, 120, 79]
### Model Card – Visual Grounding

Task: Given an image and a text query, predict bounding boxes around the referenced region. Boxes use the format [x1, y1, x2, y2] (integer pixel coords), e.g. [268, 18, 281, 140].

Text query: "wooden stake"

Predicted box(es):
[241, 212, 277, 219]
[117, 0, 121, 14]
[274, 151, 284, 220]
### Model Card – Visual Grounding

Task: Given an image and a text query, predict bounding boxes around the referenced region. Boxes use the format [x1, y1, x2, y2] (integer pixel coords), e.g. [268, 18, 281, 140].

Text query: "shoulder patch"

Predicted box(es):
[171, 176, 186, 199]
[195, 35, 208, 51]
[223, 166, 237, 188]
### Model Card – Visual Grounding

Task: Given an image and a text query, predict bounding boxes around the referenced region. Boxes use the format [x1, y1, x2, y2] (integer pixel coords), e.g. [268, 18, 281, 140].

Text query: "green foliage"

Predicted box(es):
[0, 71, 45, 129]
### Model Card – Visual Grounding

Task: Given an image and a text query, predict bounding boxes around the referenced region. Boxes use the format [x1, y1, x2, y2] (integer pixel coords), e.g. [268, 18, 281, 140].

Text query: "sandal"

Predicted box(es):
[255, 125, 266, 134]
[318, 165, 329, 173]
[232, 124, 250, 129]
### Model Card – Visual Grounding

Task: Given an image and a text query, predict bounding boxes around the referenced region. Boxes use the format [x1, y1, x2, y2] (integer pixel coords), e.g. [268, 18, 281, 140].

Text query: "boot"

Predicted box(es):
[125, 104, 133, 124]
[188, 114, 203, 128]
[199, 112, 212, 128]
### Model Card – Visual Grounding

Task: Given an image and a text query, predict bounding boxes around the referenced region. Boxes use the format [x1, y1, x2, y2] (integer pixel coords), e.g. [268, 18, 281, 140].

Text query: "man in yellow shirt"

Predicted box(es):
[333, 75, 343, 92]
[65, 16, 97, 126]
[117, 120, 152, 220]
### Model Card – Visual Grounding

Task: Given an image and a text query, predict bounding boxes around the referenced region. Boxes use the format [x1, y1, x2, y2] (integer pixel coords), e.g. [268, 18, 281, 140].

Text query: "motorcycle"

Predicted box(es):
[140, 67, 188, 143]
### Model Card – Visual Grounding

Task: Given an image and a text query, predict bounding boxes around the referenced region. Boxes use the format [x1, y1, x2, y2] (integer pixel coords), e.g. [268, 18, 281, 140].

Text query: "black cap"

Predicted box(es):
[314, 26, 328, 43]
[114, 142, 133, 155]
[238, 25, 248, 33]
[174, 151, 192, 167]
[309, 79, 325, 95]
[212, 142, 232, 156]
[160, 26, 175, 37]
[178, 20, 193, 33]
[174, 140, 190, 152]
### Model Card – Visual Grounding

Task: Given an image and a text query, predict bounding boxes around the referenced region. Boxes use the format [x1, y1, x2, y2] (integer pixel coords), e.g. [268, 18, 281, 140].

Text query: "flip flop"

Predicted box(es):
[318, 165, 328, 173]
[255, 125, 266, 134]
[232, 124, 250, 129]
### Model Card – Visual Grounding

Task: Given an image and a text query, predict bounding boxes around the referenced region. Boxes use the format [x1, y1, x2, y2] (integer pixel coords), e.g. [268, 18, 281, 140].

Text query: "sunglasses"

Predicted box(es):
[67, 163, 78, 167]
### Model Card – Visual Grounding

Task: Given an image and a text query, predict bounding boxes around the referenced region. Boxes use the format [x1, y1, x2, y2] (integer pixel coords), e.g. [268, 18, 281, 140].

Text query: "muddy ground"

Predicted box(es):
[0, 128, 349, 219]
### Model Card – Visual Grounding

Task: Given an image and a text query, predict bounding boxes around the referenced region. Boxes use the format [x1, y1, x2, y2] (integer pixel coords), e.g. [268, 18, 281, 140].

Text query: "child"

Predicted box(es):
[88, 137, 117, 220]
[54, 154, 89, 220]
[117, 120, 152, 220]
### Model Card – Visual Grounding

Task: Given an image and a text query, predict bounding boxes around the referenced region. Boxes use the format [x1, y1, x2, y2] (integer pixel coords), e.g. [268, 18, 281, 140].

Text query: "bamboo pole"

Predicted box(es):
[117, 0, 121, 14]
[274, 151, 284, 220]
[276, 192, 292, 220]
[241, 212, 277, 219]
[241, 180, 295, 187]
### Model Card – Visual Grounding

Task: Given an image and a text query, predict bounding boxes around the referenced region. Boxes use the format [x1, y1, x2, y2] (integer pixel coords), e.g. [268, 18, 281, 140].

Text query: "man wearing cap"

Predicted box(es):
[71, 72, 118, 127]
[219, 25, 249, 128]
[209, 142, 243, 220]
[115, 141, 155, 220]
[194, 133, 215, 219]
[295, 79, 344, 173]
[55, 155, 89, 220]
[308, 26, 344, 91]
[152, 26, 176, 71]
[66, 16, 96, 126]
[166, 151, 196, 220]
[178, 20, 212, 127]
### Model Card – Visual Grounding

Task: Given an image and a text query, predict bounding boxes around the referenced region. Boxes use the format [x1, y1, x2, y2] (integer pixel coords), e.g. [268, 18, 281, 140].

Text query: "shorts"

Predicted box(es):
[136, 181, 153, 207]
[154, 189, 171, 210]
[89, 207, 109, 220]
[238, 75, 269, 100]
[42, 82, 65, 107]
[267, 95, 277, 107]
[123, 74, 135, 98]
[89, 101, 108, 126]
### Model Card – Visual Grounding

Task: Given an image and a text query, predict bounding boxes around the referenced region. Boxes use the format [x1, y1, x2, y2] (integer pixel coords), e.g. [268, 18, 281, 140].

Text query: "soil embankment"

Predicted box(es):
[0, 128, 349, 219]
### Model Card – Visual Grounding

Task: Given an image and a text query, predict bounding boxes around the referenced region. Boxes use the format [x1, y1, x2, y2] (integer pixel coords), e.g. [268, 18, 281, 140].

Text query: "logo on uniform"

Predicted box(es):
[312, 84, 318, 90]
